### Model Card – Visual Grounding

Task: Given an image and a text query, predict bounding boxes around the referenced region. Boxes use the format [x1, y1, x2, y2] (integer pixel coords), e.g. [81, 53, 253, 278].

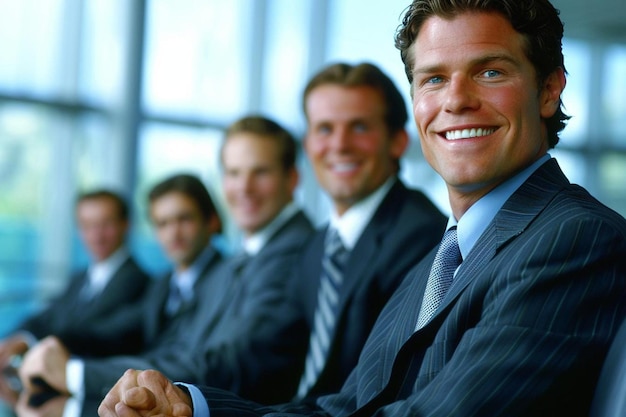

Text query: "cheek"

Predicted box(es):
[256, 179, 279, 201]
[412, 95, 437, 132]
[223, 179, 240, 199]
[352, 134, 385, 157]
[155, 229, 169, 245]
[305, 138, 325, 161]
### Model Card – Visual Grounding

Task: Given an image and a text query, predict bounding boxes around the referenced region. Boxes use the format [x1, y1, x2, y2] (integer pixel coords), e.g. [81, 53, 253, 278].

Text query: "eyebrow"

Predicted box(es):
[413, 52, 522, 76]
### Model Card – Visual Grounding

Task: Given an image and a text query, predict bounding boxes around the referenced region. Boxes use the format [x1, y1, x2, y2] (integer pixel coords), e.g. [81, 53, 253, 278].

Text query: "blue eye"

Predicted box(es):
[483, 69, 501, 78]
[354, 123, 368, 133]
[427, 76, 444, 84]
[317, 125, 331, 135]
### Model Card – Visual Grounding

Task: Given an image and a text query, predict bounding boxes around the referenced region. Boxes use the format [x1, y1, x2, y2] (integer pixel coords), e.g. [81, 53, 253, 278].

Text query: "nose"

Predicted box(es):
[238, 172, 254, 194]
[443, 76, 480, 113]
[329, 126, 351, 151]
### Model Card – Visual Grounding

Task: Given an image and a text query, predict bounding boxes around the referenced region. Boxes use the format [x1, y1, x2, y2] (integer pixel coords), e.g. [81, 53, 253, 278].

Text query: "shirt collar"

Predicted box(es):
[242, 202, 299, 256]
[329, 177, 396, 250]
[88, 246, 129, 293]
[172, 244, 215, 298]
[451, 154, 551, 259]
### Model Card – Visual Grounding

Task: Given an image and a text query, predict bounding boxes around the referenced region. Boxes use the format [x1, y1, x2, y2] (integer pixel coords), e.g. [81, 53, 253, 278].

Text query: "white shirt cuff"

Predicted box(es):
[66, 358, 86, 399]
[176, 383, 210, 417]
[62, 396, 82, 417]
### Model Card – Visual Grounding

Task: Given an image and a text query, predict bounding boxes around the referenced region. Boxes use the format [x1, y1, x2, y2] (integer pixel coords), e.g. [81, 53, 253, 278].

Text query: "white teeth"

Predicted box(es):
[333, 163, 357, 173]
[445, 128, 495, 140]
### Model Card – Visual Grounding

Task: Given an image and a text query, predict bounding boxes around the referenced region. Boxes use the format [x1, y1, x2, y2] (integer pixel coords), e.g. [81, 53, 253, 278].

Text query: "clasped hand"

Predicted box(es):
[98, 369, 193, 417]
[18, 336, 70, 395]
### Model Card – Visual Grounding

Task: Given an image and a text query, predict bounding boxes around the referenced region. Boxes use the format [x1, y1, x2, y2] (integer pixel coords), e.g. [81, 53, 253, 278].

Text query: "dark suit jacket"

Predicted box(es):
[18, 256, 150, 357]
[199, 180, 446, 404]
[80, 211, 314, 400]
[199, 159, 626, 416]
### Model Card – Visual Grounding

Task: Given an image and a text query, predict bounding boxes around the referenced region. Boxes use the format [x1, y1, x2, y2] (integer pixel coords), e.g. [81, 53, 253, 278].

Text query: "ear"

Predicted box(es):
[539, 67, 566, 119]
[208, 213, 222, 235]
[287, 167, 299, 194]
[121, 218, 130, 233]
[390, 129, 410, 159]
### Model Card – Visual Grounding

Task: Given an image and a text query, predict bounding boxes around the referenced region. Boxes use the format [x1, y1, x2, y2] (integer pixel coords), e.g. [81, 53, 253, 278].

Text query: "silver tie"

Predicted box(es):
[297, 228, 348, 398]
[415, 227, 461, 330]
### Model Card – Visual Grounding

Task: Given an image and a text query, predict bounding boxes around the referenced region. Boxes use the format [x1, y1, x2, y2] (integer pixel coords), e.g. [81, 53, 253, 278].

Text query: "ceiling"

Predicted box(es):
[550, 0, 626, 42]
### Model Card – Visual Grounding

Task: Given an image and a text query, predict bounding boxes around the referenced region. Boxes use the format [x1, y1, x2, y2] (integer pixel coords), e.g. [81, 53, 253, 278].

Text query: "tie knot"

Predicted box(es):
[439, 226, 462, 266]
[325, 228, 346, 257]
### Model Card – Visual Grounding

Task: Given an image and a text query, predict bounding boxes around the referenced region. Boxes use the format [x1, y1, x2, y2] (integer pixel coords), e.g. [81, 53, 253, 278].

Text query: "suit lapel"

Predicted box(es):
[356, 159, 573, 410]
[198, 211, 312, 339]
[177, 248, 223, 315]
[190, 258, 246, 346]
[420, 159, 569, 332]
[337, 182, 403, 313]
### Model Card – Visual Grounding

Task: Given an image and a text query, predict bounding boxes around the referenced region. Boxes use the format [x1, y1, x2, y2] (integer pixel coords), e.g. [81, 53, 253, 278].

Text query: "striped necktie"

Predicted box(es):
[165, 282, 184, 317]
[415, 226, 462, 330]
[297, 228, 349, 398]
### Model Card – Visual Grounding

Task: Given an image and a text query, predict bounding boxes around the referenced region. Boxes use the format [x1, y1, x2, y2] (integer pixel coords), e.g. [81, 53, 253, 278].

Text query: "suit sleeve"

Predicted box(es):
[18, 273, 86, 339]
[190, 250, 310, 404]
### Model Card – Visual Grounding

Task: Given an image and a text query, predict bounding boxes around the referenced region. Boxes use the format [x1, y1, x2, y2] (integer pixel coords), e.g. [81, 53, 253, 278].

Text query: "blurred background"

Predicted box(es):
[0, 0, 625, 337]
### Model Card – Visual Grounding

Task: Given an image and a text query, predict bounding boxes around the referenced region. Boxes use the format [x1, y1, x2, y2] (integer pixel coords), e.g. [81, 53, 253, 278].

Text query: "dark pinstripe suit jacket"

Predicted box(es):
[200, 158, 626, 417]
[78, 245, 223, 398]
[81, 211, 314, 401]
[19, 256, 150, 357]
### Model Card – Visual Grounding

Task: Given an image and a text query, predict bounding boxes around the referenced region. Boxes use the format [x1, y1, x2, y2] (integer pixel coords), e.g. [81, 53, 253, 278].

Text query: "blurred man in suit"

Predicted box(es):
[17, 116, 314, 406]
[243, 62, 446, 402]
[14, 173, 224, 400]
[98, 1, 626, 416]
[0, 189, 150, 366]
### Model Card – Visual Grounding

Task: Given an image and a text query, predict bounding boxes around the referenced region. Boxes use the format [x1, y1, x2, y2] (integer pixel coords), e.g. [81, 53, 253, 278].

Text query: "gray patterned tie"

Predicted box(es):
[415, 226, 461, 330]
[165, 281, 183, 317]
[297, 228, 349, 398]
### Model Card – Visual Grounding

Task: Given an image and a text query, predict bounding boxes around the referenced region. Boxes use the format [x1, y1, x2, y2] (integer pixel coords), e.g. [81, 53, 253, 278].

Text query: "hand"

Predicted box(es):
[0, 335, 29, 369]
[0, 371, 20, 407]
[98, 369, 192, 417]
[15, 389, 68, 417]
[18, 336, 70, 395]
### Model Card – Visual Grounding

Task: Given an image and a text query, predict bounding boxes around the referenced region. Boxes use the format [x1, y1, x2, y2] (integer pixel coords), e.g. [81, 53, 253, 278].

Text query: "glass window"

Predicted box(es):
[142, 0, 251, 120]
[79, 0, 129, 106]
[261, 0, 311, 132]
[604, 45, 626, 148]
[560, 39, 591, 147]
[0, 0, 70, 98]
[598, 153, 626, 218]
[0, 102, 71, 332]
[549, 148, 588, 187]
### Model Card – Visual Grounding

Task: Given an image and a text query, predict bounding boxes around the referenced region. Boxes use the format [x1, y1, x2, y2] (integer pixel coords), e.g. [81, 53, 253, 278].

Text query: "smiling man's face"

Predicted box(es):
[304, 84, 407, 216]
[411, 11, 564, 217]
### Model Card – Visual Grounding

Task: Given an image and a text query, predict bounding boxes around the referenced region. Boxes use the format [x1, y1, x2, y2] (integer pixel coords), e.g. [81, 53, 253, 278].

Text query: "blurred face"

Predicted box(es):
[77, 197, 128, 262]
[304, 85, 408, 216]
[222, 132, 297, 236]
[150, 191, 214, 270]
[411, 12, 565, 218]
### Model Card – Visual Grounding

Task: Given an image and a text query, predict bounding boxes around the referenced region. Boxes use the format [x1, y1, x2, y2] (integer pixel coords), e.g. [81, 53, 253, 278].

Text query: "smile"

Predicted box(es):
[445, 127, 496, 140]
[331, 162, 358, 173]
